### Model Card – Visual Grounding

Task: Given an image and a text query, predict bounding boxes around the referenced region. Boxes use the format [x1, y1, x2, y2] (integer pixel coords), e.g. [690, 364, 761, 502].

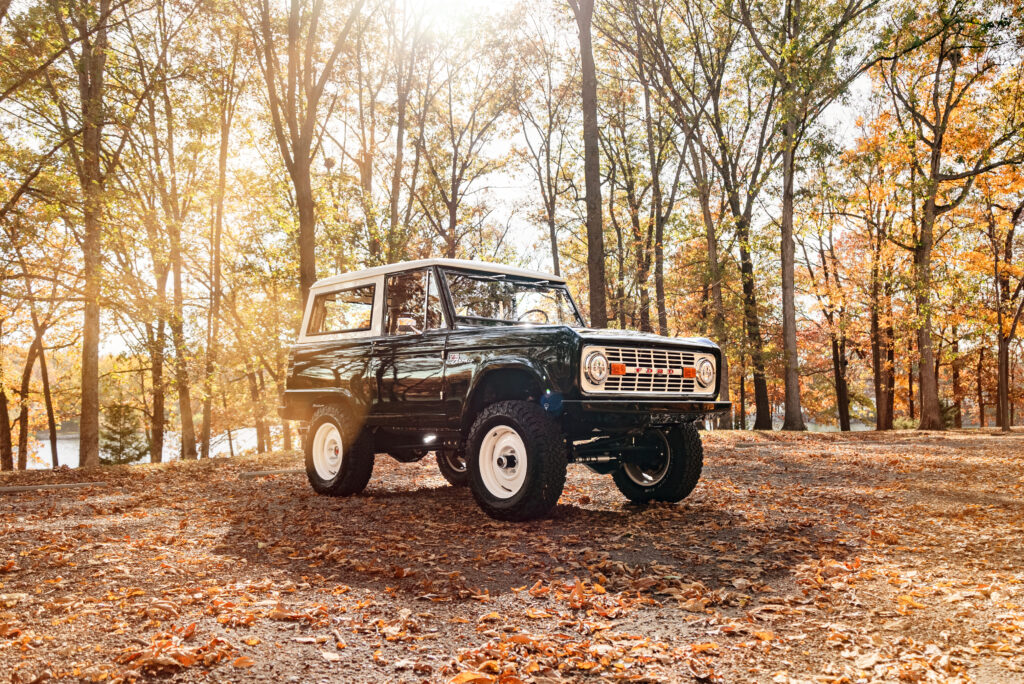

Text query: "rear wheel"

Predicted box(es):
[467, 401, 566, 521]
[437, 449, 469, 487]
[612, 423, 703, 504]
[305, 405, 375, 496]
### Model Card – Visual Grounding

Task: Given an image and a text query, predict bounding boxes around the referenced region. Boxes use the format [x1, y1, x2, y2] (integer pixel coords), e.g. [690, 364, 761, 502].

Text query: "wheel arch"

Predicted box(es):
[461, 362, 548, 433]
[293, 389, 370, 429]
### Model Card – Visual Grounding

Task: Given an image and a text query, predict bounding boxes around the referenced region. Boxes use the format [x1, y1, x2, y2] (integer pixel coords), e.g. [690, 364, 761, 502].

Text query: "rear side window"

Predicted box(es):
[307, 284, 375, 335]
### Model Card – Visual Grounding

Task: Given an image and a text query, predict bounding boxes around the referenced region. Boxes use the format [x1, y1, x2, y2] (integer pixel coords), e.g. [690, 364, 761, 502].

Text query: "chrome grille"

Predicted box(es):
[602, 346, 696, 394]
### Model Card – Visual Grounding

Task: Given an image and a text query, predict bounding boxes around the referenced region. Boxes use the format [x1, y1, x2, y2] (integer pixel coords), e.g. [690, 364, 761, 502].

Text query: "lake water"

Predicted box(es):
[27, 428, 266, 469]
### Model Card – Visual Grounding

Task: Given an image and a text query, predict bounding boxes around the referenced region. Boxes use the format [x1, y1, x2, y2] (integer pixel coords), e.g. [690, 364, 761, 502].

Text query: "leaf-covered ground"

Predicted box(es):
[2, 430, 1023, 683]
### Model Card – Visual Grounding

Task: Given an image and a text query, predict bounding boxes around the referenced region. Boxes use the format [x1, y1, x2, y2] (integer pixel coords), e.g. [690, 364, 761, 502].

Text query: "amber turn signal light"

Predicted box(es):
[609, 363, 627, 376]
[683, 367, 696, 379]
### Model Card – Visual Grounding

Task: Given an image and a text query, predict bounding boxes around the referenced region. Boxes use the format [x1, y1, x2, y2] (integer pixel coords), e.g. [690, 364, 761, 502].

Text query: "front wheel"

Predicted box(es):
[467, 401, 567, 521]
[612, 424, 703, 504]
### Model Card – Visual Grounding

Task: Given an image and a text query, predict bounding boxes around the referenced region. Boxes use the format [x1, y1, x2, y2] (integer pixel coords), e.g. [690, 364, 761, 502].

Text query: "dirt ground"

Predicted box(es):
[2, 429, 1023, 683]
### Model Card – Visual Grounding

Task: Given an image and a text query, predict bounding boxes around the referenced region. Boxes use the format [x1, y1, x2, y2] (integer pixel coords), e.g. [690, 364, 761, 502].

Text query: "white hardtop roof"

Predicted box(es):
[311, 258, 565, 290]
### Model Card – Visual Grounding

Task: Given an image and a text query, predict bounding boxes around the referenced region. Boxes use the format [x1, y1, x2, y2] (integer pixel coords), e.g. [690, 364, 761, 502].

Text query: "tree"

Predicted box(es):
[44, 0, 117, 467]
[880, 0, 1024, 430]
[976, 166, 1024, 431]
[513, 5, 580, 276]
[636, 0, 780, 428]
[799, 156, 854, 430]
[200, 23, 245, 459]
[242, 0, 365, 307]
[0, 382, 12, 471]
[840, 112, 904, 429]
[100, 401, 149, 466]
[737, 0, 881, 430]
[568, 0, 608, 327]
[414, 22, 514, 259]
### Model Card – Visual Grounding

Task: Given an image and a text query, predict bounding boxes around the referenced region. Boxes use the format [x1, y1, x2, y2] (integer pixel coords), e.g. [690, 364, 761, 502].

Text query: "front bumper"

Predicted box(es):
[559, 398, 732, 433]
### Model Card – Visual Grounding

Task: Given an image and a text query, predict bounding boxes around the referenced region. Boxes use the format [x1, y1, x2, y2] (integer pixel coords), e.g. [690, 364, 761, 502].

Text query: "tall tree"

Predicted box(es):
[242, 0, 365, 307]
[881, 0, 1024, 429]
[568, 0, 608, 327]
[201, 27, 244, 459]
[42, 0, 118, 467]
[514, 7, 579, 276]
[414, 23, 512, 259]
[637, 0, 778, 428]
[737, 0, 880, 430]
[977, 167, 1024, 432]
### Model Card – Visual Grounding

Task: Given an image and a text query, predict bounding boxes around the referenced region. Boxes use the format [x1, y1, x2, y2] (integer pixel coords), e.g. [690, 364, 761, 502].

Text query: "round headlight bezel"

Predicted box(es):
[696, 358, 715, 388]
[584, 350, 609, 385]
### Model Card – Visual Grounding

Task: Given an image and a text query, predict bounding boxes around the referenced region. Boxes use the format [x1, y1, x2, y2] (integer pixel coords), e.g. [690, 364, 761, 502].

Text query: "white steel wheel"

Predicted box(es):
[477, 425, 528, 499]
[622, 430, 671, 487]
[312, 422, 344, 480]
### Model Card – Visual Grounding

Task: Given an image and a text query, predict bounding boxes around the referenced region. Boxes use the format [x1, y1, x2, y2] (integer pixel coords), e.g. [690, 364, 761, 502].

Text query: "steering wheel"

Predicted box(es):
[517, 308, 550, 324]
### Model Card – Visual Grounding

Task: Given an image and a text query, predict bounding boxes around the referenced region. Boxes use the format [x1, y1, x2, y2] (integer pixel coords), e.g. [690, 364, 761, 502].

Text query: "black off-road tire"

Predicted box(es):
[467, 400, 567, 521]
[612, 423, 703, 504]
[436, 449, 469, 487]
[304, 405, 375, 496]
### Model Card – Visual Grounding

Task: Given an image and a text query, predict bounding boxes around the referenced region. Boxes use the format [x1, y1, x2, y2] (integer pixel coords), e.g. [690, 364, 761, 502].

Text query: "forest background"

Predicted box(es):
[2, 0, 1024, 470]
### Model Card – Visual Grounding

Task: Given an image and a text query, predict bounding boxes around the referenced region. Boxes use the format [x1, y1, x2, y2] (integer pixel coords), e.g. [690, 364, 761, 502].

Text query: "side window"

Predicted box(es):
[386, 270, 446, 335]
[307, 284, 375, 335]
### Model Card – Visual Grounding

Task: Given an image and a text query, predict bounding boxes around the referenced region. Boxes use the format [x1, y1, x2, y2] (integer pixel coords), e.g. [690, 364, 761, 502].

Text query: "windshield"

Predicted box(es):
[442, 269, 584, 327]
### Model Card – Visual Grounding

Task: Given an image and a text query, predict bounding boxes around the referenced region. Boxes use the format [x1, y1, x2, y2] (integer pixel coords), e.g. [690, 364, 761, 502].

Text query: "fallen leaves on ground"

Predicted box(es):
[2, 430, 1024, 681]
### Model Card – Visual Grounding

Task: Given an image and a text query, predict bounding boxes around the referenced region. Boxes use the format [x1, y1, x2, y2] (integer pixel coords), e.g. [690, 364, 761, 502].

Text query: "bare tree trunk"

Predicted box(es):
[149, 320, 165, 463]
[17, 339, 40, 470]
[75, 0, 111, 470]
[200, 47, 237, 458]
[200, 202, 223, 459]
[694, 169, 731, 426]
[915, 200, 944, 429]
[908, 347, 915, 421]
[831, 335, 851, 431]
[606, 185, 626, 328]
[389, 20, 417, 251]
[952, 332, 963, 428]
[246, 365, 266, 453]
[281, 420, 292, 451]
[739, 352, 747, 430]
[169, 219, 197, 459]
[654, 226, 666, 335]
[737, 230, 772, 429]
[222, 392, 235, 458]
[885, 314, 896, 425]
[780, 117, 805, 431]
[569, 0, 607, 327]
[1010, 354, 1016, 427]
[0, 386, 13, 470]
[997, 334, 1010, 431]
[977, 347, 985, 428]
[38, 346, 58, 468]
[869, 259, 892, 430]
[548, 213, 561, 276]
[295, 159, 318, 306]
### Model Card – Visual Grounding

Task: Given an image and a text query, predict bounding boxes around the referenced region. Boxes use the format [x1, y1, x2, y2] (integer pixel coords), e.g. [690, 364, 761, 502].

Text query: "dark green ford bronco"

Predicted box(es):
[280, 259, 729, 521]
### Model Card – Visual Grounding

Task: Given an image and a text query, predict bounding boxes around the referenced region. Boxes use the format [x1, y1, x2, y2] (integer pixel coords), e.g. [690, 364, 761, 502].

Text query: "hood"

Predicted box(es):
[571, 327, 720, 351]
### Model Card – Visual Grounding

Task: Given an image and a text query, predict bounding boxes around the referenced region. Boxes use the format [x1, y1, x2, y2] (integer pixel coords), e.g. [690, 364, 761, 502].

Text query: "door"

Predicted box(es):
[372, 268, 448, 426]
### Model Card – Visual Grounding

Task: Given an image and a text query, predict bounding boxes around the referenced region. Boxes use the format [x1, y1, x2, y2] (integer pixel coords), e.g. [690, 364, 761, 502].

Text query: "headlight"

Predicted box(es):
[584, 350, 609, 384]
[696, 358, 715, 387]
